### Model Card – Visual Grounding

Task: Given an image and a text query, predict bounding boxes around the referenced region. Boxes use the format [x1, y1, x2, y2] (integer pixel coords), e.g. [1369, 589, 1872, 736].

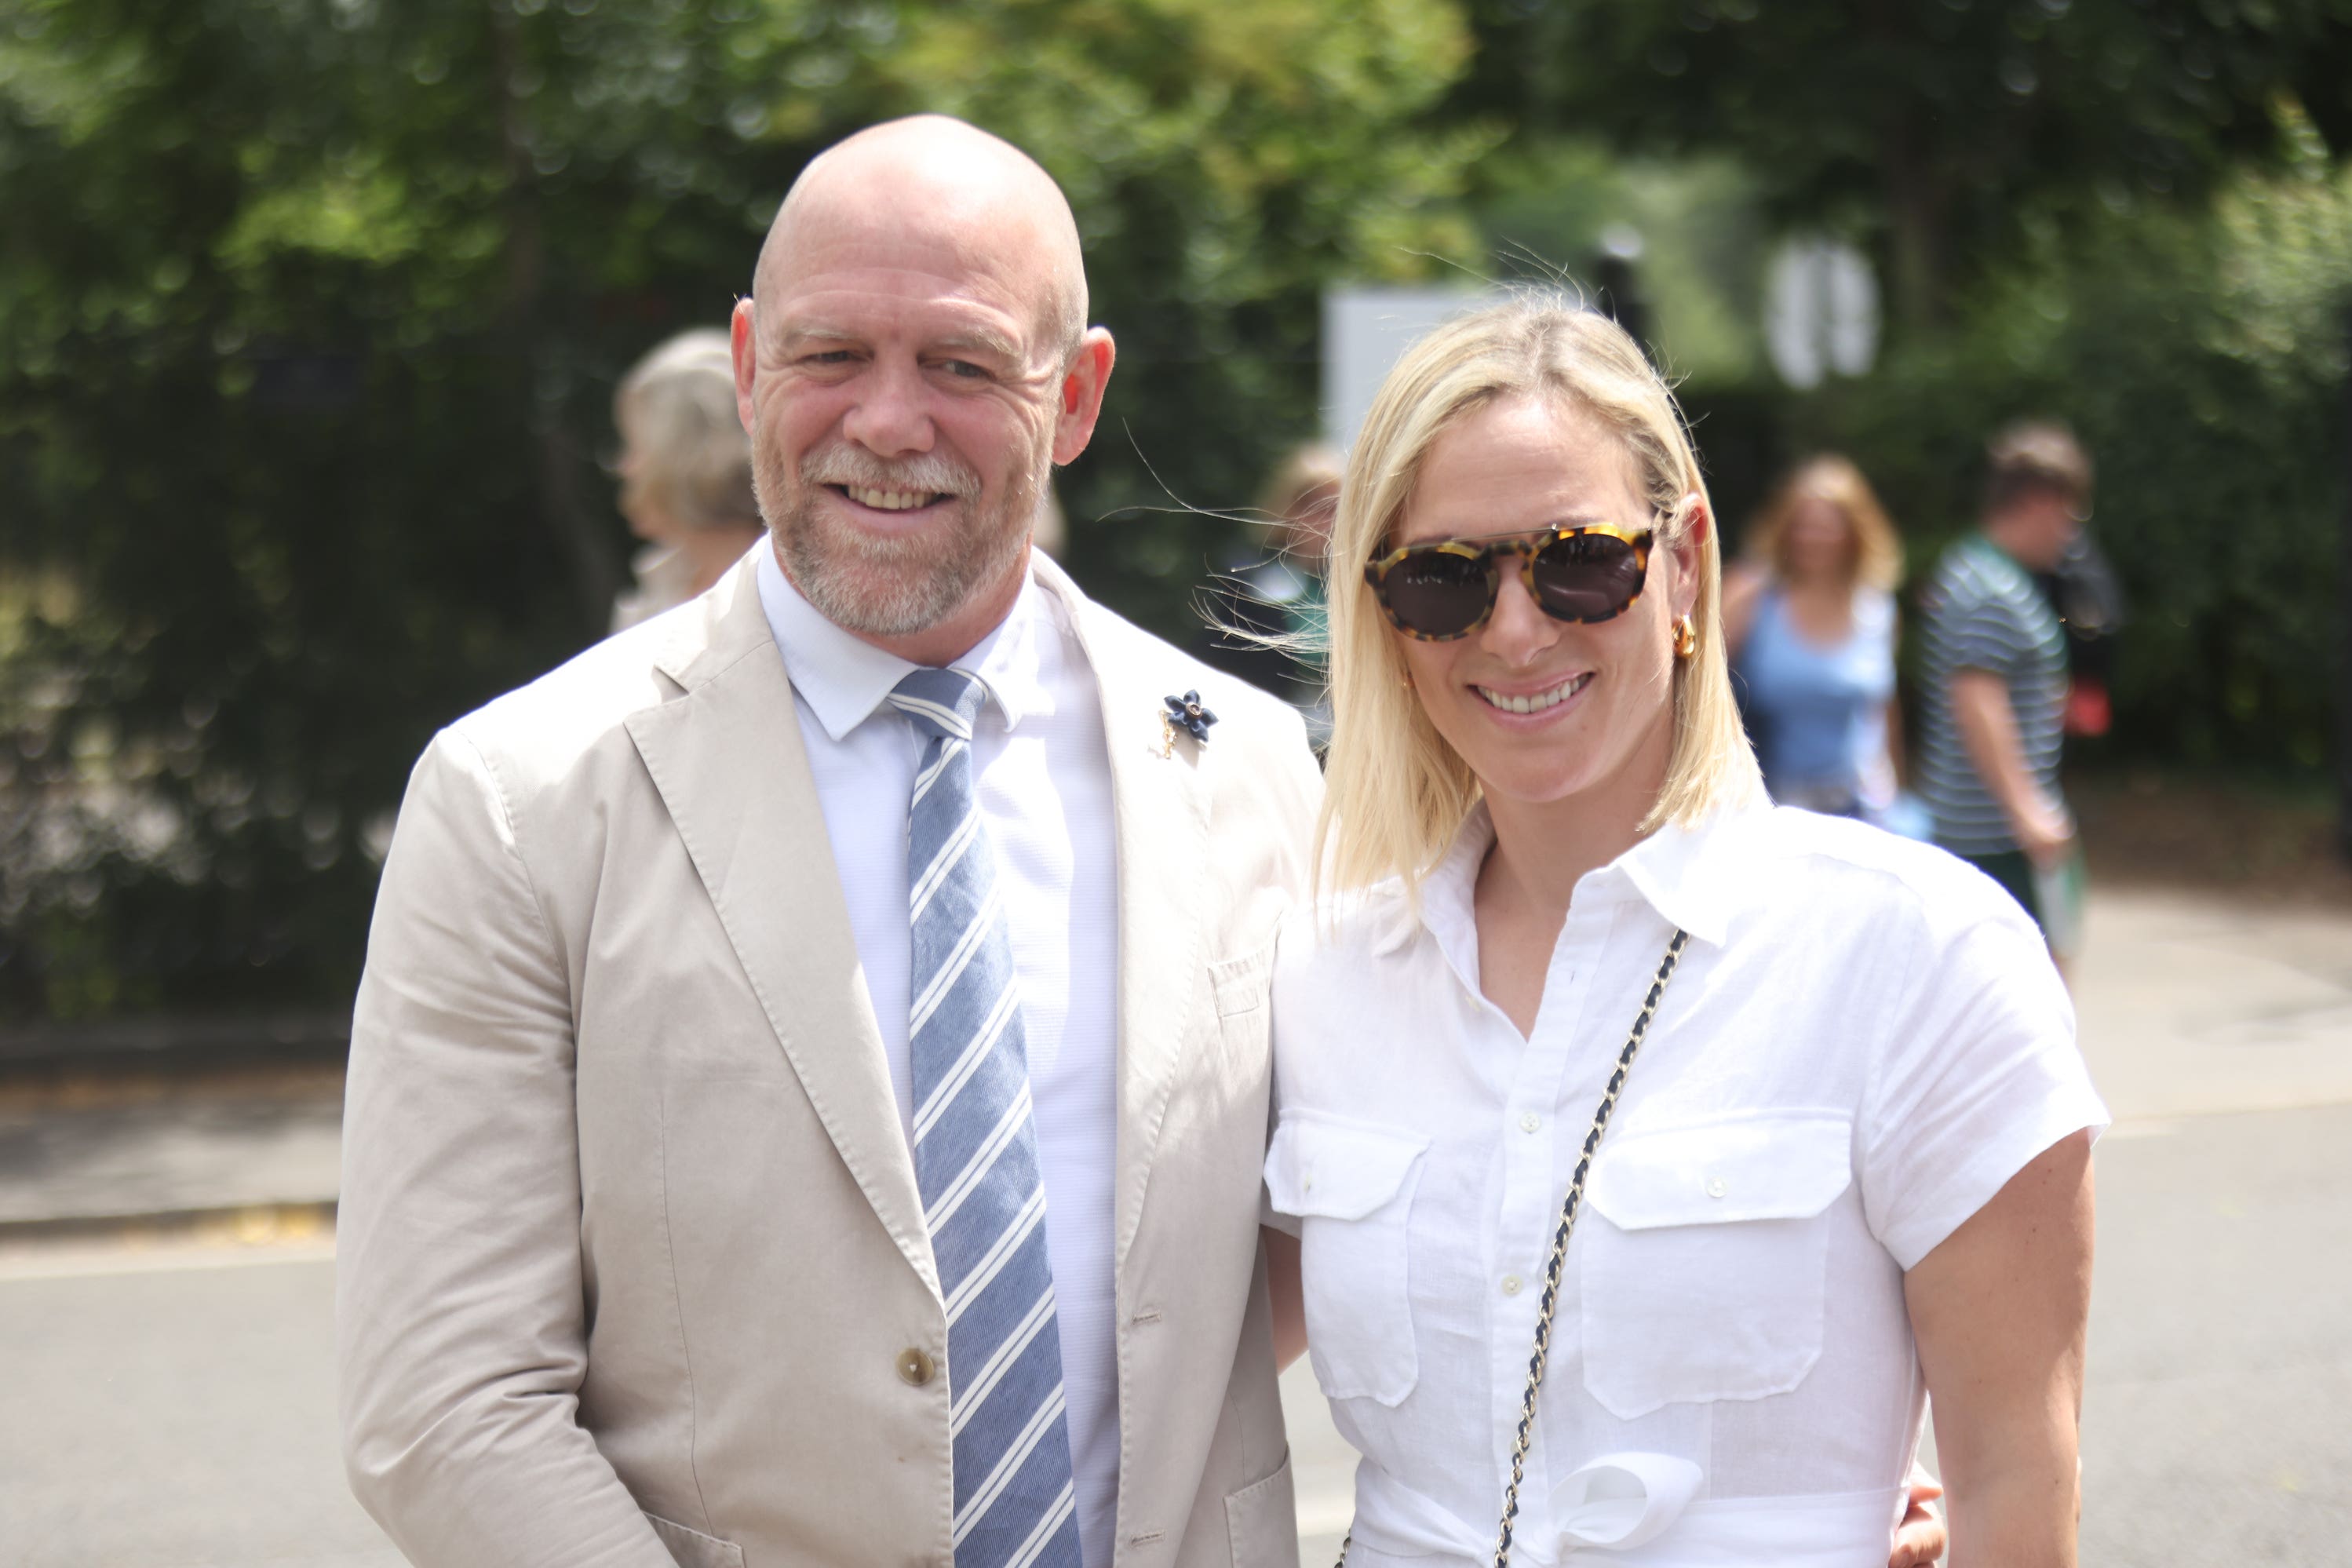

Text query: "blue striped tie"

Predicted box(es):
[888, 668, 1082, 1568]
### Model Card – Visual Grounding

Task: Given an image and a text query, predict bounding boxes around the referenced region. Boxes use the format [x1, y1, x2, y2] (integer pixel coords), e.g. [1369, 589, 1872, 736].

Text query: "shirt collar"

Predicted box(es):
[755, 542, 1056, 742]
[1372, 797, 1767, 967]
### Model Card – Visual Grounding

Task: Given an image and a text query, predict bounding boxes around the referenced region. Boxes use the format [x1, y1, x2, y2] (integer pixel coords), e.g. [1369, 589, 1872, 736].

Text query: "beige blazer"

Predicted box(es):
[338, 551, 1321, 1568]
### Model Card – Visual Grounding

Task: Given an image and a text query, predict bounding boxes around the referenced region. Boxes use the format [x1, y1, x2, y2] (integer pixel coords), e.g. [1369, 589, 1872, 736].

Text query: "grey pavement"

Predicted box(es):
[0, 885, 2345, 1565]
[0, 1095, 341, 1228]
[0, 1240, 392, 1568]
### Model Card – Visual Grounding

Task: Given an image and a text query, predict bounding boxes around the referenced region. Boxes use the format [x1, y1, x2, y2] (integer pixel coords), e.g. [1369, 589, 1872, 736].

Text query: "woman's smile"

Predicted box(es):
[1470, 669, 1595, 720]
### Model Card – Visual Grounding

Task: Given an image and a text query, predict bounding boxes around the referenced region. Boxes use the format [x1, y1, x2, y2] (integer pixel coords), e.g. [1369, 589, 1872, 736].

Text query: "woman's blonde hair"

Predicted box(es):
[614, 329, 760, 536]
[1317, 295, 1762, 898]
[1744, 454, 1904, 592]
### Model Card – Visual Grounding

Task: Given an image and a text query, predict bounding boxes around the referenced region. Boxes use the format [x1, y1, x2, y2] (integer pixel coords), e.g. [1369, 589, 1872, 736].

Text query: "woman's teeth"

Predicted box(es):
[845, 486, 937, 511]
[1475, 673, 1592, 714]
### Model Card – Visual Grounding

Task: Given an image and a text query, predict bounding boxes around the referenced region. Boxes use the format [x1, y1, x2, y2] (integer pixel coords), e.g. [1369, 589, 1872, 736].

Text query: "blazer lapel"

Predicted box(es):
[625, 558, 936, 1296]
[1041, 562, 1215, 1272]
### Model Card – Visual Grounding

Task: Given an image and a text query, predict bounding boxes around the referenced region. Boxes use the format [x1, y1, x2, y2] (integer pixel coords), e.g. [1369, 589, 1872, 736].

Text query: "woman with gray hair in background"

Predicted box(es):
[608, 327, 765, 632]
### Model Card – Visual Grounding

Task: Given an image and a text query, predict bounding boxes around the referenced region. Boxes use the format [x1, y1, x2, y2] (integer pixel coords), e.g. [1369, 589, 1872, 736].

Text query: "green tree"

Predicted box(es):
[1801, 151, 2352, 773]
[1454, 0, 2352, 330]
[0, 0, 1481, 1023]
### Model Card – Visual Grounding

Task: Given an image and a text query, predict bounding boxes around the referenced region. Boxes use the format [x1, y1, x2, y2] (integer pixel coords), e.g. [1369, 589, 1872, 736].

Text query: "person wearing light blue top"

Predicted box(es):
[1724, 455, 1920, 833]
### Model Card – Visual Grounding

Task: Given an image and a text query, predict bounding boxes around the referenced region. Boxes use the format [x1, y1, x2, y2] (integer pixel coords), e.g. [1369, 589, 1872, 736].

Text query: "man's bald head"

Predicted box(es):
[754, 115, 1088, 364]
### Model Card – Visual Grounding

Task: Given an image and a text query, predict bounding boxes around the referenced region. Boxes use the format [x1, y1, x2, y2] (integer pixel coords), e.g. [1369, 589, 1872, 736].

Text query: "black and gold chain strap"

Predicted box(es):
[1333, 928, 1690, 1568]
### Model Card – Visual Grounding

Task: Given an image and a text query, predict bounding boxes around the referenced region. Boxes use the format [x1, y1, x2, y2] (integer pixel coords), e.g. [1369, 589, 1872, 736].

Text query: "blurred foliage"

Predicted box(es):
[0, 0, 1481, 1020]
[0, 0, 2344, 1026]
[1456, 0, 2352, 329]
[1790, 148, 2352, 774]
[1471, 140, 1768, 383]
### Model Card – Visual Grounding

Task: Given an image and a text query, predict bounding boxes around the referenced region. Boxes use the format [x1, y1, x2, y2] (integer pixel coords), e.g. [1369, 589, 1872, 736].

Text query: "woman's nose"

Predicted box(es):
[1479, 566, 1559, 666]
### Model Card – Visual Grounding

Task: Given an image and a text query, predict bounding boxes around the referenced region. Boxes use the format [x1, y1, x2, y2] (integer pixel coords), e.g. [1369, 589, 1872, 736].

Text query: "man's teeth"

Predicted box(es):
[847, 486, 935, 511]
[1475, 674, 1590, 714]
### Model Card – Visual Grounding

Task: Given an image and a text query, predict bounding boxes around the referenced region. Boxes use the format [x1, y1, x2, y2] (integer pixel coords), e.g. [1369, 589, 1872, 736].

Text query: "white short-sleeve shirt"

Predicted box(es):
[1266, 803, 2107, 1568]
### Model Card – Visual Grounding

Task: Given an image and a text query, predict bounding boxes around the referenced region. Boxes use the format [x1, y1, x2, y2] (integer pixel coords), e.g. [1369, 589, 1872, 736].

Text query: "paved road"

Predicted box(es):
[6, 1107, 2345, 1566]
[0, 1240, 396, 1568]
[1, 888, 2346, 1565]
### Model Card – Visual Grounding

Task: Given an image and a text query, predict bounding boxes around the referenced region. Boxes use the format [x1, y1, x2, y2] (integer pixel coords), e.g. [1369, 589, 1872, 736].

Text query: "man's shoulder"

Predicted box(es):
[1924, 538, 2036, 630]
[1058, 578, 1311, 755]
[436, 600, 712, 797]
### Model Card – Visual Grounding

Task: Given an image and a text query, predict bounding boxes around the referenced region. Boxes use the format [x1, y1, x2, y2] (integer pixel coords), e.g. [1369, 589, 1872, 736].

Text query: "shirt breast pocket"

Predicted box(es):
[1578, 1111, 1854, 1419]
[1264, 1113, 1428, 1407]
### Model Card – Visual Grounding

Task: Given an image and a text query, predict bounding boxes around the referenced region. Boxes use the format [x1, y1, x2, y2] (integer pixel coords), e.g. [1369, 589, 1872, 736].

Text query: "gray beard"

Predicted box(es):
[756, 440, 1046, 638]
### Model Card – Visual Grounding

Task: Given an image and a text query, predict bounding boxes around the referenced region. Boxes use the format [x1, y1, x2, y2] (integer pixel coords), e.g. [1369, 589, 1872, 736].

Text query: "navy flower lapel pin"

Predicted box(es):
[1155, 689, 1218, 759]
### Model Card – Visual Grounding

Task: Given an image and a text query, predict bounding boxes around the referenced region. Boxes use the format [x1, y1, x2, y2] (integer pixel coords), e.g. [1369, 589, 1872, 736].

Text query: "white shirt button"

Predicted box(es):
[1707, 1176, 1729, 1199]
[1519, 1113, 1541, 1134]
[1501, 1274, 1523, 1296]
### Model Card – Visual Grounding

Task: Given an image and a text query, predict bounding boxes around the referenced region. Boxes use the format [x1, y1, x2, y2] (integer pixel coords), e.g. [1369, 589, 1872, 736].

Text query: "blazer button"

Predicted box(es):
[897, 1348, 937, 1386]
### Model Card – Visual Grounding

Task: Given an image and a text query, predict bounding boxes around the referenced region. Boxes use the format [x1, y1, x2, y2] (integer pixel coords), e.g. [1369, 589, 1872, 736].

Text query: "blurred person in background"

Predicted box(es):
[1197, 443, 1342, 738]
[1723, 455, 1917, 833]
[2037, 527, 2128, 742]
[1918, 421, 2093, 959]
[1034, 482, 1070, 561]
[608, 327, 766, 633]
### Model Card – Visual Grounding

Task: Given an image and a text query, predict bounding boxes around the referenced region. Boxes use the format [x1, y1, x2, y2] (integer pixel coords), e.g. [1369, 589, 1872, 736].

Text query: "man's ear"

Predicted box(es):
[729, 299, 759, 434]
[1051, 327, 1117, 466]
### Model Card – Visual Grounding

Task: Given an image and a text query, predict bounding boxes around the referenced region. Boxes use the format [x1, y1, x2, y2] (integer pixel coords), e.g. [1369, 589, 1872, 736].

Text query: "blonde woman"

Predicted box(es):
[1722, 457, 1908, 826]
[1264, 299, 2102, 1567]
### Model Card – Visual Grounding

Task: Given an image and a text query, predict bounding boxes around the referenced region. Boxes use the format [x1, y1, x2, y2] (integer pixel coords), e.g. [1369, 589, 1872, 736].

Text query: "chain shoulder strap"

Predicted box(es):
[1331, 928, 1690, 1568]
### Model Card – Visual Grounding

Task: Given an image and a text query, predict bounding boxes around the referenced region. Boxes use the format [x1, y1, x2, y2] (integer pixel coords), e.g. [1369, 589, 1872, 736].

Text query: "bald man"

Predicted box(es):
[337, 116, 1318, 1568]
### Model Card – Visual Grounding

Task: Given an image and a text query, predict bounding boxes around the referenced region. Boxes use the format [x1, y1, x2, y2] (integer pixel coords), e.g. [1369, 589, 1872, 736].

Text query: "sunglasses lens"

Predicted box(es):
[1384, 550, 1491, 638]
[1531, 532, 1644, 622]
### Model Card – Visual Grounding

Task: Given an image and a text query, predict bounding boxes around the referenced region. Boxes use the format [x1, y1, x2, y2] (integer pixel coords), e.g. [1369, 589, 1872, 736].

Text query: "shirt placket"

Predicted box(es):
[1486, 903, 1613, 1553]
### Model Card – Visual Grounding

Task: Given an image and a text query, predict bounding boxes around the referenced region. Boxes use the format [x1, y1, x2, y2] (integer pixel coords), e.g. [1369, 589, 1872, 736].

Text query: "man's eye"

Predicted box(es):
[939, 359, 988, 379]
[805, 350, 855, 366]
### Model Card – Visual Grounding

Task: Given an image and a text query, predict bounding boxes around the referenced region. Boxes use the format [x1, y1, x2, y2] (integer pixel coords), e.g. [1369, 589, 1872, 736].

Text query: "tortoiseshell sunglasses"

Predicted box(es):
[1362, 523, 1655, 642]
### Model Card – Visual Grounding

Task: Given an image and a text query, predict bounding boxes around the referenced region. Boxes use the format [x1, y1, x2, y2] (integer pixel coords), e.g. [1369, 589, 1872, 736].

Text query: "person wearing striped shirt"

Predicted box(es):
[1916, 423, 2092, 935]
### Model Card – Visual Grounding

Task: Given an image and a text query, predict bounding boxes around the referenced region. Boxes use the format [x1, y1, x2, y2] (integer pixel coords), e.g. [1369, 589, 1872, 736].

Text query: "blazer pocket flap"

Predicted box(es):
[1588, 1113, 1854, 1231]
[1208, 938, 1276, 1017]
[1265, 1114, 1428, 1221]
[646, 1511, 746, 1568]
[1224, 1449, 1296, 1563]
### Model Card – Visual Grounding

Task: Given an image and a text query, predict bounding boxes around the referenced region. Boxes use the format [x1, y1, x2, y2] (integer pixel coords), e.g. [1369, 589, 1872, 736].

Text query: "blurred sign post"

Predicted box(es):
[1765, 239, 1880, 391]
[1323, 286, 1500, 450]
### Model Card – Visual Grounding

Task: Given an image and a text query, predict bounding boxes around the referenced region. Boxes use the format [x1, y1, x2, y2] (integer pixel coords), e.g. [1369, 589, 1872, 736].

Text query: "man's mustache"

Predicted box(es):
[798, 444, 980, 499]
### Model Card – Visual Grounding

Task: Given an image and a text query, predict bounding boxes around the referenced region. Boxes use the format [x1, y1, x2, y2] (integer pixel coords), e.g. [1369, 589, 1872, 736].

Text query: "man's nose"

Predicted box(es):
[1479, 565, 1559, 667]
[841, 359, 935, 459]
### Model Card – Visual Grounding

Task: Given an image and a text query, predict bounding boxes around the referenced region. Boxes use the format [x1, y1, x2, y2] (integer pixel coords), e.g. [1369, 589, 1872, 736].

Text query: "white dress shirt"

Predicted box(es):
[757, 544, 1121, 1568]
[1267, 803, 2108, 1567]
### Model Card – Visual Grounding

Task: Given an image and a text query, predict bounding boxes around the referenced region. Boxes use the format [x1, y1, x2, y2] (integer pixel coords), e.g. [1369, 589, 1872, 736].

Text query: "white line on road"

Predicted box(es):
[0, 1237, 334, 1282]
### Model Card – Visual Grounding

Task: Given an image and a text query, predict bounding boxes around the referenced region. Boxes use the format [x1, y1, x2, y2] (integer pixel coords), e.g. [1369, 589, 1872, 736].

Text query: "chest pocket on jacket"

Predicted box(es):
[1578, 1112, 1854, 1419]
[1264, 1114, 1428, 1406]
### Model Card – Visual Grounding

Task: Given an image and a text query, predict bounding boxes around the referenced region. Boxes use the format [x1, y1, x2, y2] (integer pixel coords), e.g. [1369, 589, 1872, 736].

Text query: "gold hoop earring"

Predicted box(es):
[1672, 614, 1697, 659]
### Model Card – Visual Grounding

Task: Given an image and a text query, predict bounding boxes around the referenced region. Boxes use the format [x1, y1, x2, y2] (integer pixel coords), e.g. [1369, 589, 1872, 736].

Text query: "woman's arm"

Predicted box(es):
[1904, 1129, 2096, 1568]
[1265, 1225, 1308, 1371]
